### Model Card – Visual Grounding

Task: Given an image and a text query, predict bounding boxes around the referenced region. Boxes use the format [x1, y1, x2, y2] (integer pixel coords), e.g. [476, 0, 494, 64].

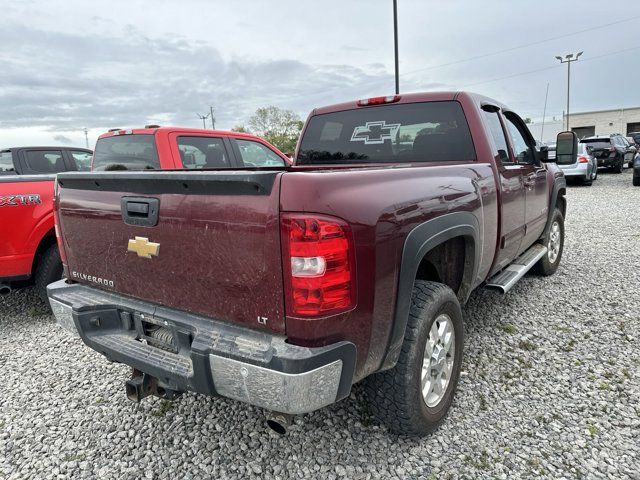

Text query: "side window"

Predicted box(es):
[504, 114, 536, 165]
[177, 137, 230, 169]
[70, 150, 92, 171]
[482, 110, 510, 164]
[0, 151, 15, 173]
[236, 140, 285, 167]
[25, 150, 65, 173]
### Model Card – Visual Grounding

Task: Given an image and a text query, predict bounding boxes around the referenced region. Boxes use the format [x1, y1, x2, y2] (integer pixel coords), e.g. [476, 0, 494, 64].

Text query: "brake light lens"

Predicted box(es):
[357, 95, 401, 106]
[578, 155, 589, 163]
[281, 214, 356, 317]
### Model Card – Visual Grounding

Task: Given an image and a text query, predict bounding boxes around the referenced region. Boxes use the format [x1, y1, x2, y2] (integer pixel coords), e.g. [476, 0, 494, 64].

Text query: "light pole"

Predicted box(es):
[210, 106, 216, 130]
[393, 0, 399, 94]
[196, 112, 210, 129]
[555, 51, 583, 130]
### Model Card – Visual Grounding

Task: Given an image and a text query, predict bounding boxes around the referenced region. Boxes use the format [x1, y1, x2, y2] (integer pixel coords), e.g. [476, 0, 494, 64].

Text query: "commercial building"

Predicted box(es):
[566, 107, 640, 139]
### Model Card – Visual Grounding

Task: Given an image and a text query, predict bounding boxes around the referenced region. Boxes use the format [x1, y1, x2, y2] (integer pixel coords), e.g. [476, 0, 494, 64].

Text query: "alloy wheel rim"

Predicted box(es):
[421, 314, 455, 407]
[548, 221, 561, 263]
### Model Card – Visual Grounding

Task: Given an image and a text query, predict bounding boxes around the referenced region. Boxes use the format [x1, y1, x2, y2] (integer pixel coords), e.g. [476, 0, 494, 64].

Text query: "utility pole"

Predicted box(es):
[196, 112, 210, 129]
[83, 128, 89, 148]
[540, 83, 549, 143]
[555, 52, 583, 130]
[393, 0, 399, 94]
[210, 106, 216, 130]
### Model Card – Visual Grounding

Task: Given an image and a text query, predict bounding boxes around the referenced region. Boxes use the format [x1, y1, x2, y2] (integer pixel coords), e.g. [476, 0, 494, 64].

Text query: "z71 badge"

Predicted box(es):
[0, 194, 41, 207]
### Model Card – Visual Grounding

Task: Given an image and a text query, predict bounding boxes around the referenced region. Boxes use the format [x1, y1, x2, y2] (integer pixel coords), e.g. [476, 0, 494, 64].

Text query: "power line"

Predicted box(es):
[459, 45, 640, 89]
[401, 14, 640, 77]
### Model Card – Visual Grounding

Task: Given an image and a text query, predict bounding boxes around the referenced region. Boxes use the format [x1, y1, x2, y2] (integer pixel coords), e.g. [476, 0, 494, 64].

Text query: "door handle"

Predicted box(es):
[121, 196, 160, 227]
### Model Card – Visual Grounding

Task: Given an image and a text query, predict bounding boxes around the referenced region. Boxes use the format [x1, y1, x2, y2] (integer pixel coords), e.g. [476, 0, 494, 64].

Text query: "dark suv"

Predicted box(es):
[580, 134, 636, 173]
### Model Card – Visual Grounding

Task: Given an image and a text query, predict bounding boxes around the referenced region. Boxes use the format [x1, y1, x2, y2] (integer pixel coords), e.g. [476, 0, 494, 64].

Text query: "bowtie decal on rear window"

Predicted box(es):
[350, 121, 401, 145]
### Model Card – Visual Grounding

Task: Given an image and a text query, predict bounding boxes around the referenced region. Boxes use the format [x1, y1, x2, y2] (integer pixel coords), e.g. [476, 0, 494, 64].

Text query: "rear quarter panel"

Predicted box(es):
[280, 162, 498, 379]
[0, 177, 55, 277]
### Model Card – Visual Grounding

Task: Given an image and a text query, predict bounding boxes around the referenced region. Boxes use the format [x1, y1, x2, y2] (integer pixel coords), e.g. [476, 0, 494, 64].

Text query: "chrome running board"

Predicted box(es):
[485, 243, 548, 294]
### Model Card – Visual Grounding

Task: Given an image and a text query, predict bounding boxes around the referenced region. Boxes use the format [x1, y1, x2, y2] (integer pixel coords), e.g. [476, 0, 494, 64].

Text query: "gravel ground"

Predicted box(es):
[1, 171, 639, 480]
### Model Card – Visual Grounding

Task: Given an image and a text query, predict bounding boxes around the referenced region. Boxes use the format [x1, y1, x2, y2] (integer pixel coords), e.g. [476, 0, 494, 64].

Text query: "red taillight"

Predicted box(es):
[357, 95, 401, 106]
[281, 213, 356, 317]
[609, 146, 616, 156]
[578, 155, 589, 163]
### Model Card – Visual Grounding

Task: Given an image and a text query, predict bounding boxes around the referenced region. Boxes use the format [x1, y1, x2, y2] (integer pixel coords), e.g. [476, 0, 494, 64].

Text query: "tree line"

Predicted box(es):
[232, 106, 303, 155]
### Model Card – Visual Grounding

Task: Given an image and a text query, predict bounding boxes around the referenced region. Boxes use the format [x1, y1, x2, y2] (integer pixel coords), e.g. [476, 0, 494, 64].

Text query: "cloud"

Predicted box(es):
[0, 23, 394, 132]
[52, 134, 73, 144]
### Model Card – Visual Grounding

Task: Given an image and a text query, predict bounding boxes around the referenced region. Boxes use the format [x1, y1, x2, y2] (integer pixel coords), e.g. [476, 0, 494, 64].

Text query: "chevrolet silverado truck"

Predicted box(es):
[48, 92, 575, 435]
[0, 146, 92, 300]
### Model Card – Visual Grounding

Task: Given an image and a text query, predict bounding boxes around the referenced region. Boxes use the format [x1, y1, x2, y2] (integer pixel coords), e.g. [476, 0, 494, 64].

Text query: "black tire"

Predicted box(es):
[364, 281, 464, 436]
[34, 244, 63, 305]
[614, 160, 624, 173]
[633, 176, 640, 187]
[532, 208, 564, 276]
[582, 175, 592, 186]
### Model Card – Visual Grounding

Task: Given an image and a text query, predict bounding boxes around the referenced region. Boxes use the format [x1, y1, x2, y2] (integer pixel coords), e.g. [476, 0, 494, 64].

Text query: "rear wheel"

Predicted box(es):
[364, 281, 463, 436]
[614, 159, 624, 173]
[532, 208, 564, 276]
[583, 174, 592, 186]
[633, 175, 640, 186]
[34, 244, 63, 306]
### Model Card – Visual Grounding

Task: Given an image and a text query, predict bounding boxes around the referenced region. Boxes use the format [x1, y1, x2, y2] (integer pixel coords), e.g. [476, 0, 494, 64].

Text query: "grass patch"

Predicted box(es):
[517, 356, 532, 369]
[151, 400, 174, 417]
[587, 424, 599, 436]
[598, 382, 610, 391]
[28, 305, 50, 317]
[63, 453, 86, 462]
[561, 339, 576, 352]
[498, 324, 517, 334]
[479, 394, 488, 411]
[464, 450, 491, 470]
[518, 339, 537, 351]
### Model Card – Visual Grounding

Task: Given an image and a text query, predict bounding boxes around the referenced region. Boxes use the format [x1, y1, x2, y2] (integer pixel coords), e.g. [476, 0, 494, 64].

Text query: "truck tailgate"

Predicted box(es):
[55, 171, 286, 334]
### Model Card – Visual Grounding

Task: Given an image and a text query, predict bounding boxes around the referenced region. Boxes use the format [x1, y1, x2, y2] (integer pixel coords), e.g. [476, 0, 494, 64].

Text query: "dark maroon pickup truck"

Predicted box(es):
[48, 92, 577, 435]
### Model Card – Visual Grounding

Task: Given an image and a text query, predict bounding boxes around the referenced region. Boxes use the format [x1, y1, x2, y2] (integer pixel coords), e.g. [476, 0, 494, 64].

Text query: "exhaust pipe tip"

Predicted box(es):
[0, 284, 11, 296]
[266, 412, 293, 435]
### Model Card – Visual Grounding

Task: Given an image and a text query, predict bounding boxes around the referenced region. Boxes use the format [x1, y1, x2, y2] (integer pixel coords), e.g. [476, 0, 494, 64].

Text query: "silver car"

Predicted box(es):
[548, 142, 598, 186]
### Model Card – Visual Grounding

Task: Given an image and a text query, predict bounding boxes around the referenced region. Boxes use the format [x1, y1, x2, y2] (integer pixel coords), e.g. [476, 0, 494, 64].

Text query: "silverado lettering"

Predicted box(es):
[48, 92, 575, 436]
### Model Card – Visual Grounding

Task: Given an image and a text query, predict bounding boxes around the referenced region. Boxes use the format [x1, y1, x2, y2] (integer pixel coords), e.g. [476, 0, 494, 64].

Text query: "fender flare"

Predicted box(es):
[380, 211, 480, 371]
[543, 177, 567, 235]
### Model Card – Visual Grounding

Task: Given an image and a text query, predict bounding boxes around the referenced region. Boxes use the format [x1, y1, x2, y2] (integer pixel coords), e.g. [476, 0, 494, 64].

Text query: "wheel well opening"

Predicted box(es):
[415, 237, 467, 298]
[31, 229, 57, 274]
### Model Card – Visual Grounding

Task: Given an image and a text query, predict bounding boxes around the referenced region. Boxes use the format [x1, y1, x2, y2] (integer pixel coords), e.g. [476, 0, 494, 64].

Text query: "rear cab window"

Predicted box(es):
[93, 134, 160, 171]
[297, 101, 475, 165]
[581, 138, 611, 149]
[25, 150, 66, 173]
[0, 151, 15, 174]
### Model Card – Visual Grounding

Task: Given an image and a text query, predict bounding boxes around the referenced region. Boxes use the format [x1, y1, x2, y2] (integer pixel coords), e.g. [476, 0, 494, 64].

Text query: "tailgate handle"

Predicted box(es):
[121, 197, 159, 227]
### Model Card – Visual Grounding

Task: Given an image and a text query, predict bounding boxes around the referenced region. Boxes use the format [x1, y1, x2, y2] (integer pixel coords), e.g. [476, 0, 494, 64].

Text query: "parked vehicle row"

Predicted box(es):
[580, 133, 636, 172]
[47, 91, 577, 435]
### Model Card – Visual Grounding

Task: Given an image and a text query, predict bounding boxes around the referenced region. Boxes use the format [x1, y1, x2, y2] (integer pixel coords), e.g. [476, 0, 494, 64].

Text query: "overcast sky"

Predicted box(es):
[1, 0, 638, 147]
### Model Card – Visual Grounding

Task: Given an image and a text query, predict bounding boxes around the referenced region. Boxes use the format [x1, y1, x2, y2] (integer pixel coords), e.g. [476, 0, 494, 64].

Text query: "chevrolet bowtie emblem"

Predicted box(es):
[127, 236, 160, 258]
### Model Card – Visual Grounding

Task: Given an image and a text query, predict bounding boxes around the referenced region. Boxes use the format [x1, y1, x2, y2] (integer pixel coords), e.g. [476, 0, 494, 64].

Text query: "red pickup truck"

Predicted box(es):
[0, 146, 92, 300]
[48, 92, 575, 435]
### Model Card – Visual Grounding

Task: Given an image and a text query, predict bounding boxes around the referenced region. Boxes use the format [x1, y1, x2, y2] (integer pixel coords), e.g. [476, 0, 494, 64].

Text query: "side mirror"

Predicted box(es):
[554, 131, 578, 165]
